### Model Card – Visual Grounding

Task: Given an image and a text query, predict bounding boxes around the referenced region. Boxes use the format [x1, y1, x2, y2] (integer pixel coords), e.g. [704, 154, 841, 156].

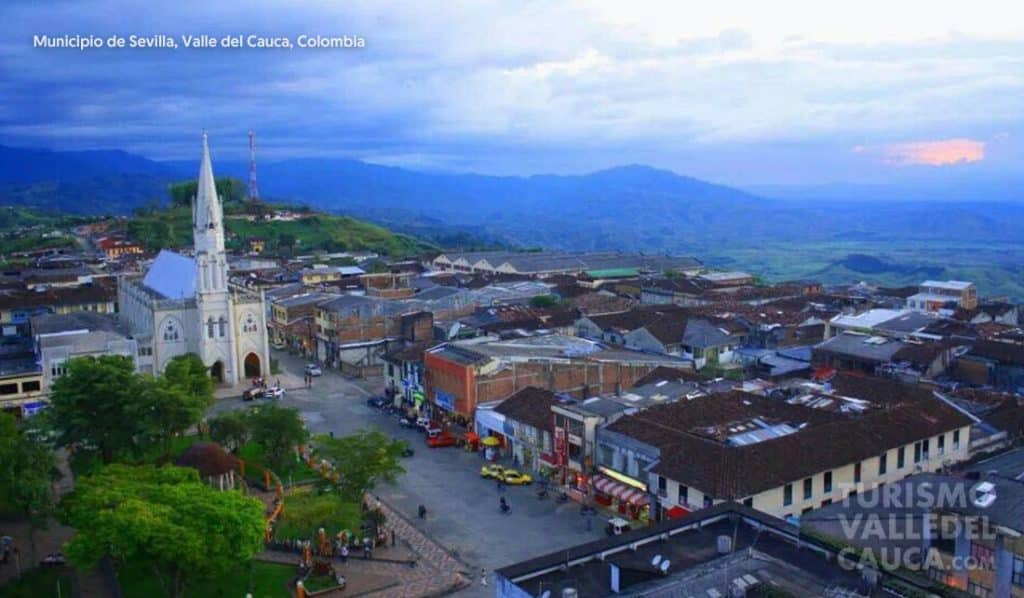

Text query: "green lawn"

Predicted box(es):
[273, 487, 362, 541]
[237, 442, 320, 486]
[0, 567, 73, 598]
[301, 574, 343, 592]
[117, 558, 295, 598]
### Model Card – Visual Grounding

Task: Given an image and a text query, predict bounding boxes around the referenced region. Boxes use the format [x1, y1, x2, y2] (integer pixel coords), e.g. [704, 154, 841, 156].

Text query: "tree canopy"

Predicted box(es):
[207, 410, 251, 452]
[0, 413, 57, 561]
[248, 404, 308, 472]
[168, 177, 245, 207]
[62, 464, 265, 598]
[314, 429, 405, 500]
[48, 354, 214, 465]
[47, 355, 144, 463]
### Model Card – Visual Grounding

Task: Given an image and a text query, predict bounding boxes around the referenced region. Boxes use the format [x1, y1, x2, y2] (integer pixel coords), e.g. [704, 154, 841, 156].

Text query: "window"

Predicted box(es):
[970, 543, 994, 571]
[898, 446, 906, 469]
[0, 383, 17, 395]
[783, 484, 793, 506]
[243, 313, 259, 333]
[21, 381, 40, 393]
[678, 485, 688, 506]
[953, 429, 961, 450]
[922, 438, 930, 460]
[823, 471, 833, 493]
[803, 478, 812, 500]
[914, 442, 922, 464]
[658, 476, 667, 495]
[743, 497, 753, 508]
[163, 321, 180, 341]
[968, 582, 992, 598]
[1013, 555, 1023, 586]
[879, 453, 888, 475]
[854, 463, 862, 484]
[937, 434, 945, 455]
[206, 317, 215, 338]
[218, 316, 227, 337]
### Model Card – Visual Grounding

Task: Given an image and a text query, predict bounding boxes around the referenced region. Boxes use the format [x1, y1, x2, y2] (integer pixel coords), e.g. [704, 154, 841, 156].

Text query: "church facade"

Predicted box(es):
[119, 134, 269, 384]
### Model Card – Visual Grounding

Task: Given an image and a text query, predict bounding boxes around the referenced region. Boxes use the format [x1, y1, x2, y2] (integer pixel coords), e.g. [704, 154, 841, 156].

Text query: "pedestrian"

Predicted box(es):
[418, 504, 427, 519]
[390, 529, 396, 547]
[363, 537, 372, 560]
[480, 569, 488, 587]
[340, 545, 349, 563]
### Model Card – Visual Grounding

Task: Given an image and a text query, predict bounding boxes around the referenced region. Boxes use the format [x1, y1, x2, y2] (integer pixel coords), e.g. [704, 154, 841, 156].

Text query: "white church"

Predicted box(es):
[119, 133, 269, 384]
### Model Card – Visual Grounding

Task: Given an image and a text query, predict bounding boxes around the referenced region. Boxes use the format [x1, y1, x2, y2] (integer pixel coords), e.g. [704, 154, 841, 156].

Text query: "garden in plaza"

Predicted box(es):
[0, 354, 411, 597]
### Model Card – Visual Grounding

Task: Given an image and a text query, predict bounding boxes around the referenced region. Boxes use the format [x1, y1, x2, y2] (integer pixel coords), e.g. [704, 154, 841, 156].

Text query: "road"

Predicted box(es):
[210, 350, 606, 596]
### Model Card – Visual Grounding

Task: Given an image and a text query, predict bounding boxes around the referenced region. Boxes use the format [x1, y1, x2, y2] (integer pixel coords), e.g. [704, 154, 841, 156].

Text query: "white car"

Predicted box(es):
[415, 417, 431, 430]
[266, 386, 285, 399]
[305, 364, 323, 377]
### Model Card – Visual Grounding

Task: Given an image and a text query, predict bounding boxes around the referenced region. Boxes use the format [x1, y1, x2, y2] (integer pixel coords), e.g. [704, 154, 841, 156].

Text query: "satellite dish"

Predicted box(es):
[659, 560, 670, 573]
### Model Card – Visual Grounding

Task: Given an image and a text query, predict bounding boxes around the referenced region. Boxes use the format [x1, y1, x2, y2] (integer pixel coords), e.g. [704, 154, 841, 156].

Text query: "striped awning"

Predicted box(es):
[592, 475, 650, 506]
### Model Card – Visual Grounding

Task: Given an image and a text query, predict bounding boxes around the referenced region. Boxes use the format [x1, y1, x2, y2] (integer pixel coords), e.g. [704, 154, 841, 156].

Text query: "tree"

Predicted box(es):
[62, 464, 265, 598]
[47, 355, 145, 464]
[529, 294, 559, 308]
[0, 413, 57, 564]
[314, 429, 406, 500]
[276, 232, 296, 254]
[140, 354, 214, 459]
[208, 411, 251, 452]
[248, 404, 308, 471]
[168, 177, 245, 207]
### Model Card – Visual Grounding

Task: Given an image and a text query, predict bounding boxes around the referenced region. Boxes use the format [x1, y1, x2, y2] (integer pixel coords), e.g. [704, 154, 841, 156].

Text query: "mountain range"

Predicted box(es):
[2, 143, 1023, 297]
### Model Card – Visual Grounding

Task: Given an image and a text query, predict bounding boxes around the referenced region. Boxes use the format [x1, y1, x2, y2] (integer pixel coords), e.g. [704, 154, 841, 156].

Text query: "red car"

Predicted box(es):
[426, 430, 457, 448]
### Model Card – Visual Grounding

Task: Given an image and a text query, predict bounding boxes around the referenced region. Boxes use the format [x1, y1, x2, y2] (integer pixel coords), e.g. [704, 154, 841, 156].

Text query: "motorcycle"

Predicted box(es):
[556, 492, 569, 504]
[536, 487, 548, 500]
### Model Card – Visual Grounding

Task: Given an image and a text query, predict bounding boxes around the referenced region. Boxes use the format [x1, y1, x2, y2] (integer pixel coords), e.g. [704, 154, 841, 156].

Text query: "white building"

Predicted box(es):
[118, 134, 269, 384]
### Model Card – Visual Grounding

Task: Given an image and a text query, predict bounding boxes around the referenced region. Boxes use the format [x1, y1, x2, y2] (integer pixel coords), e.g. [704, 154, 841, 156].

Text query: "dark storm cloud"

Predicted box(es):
[0, 0, 1021, 183]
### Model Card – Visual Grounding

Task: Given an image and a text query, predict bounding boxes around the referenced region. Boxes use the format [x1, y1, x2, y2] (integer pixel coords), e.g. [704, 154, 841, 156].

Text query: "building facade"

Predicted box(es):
[118, 134, 269, 383]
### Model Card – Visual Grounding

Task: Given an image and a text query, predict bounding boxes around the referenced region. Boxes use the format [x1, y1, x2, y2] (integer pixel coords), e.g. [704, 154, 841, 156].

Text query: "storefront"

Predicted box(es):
[591, 473, 651, 521]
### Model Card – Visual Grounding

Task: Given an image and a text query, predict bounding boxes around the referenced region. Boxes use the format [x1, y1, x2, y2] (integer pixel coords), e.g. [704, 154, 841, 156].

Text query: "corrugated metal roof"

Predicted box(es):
[142, 250, 197, 300]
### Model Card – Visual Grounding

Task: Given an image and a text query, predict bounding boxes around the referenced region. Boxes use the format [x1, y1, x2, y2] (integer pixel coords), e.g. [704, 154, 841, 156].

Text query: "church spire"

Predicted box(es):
[195, 130, 221, 233]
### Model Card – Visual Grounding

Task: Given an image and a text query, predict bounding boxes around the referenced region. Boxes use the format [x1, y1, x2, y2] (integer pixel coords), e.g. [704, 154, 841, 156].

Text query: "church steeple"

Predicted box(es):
[193, 132, 228, 293]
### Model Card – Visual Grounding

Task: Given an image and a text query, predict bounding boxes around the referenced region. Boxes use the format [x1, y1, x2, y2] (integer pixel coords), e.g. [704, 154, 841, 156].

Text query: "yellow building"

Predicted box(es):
[596, 373, 974, 522]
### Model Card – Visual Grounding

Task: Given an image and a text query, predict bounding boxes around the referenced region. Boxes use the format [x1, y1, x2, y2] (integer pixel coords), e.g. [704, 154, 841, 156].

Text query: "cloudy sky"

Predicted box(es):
[1, 0, 1022, 184]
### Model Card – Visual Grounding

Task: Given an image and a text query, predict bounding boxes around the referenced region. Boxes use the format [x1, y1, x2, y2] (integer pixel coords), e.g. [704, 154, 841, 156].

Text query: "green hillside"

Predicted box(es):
[123, 199, 436, 258]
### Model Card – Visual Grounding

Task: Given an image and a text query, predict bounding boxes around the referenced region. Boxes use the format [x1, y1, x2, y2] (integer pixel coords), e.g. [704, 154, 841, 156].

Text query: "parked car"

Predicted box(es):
[305, 364, 323, 377]
[266, 386, 285, 399]
[242, 387, 265, 401]
[480, 464, 507, 479]
[366, 396, 387, 409]
[501, 470, 533, 485]
[426, 430, 457, 448]
[415, 416, 431, 431]
[605, 517, 632, 536]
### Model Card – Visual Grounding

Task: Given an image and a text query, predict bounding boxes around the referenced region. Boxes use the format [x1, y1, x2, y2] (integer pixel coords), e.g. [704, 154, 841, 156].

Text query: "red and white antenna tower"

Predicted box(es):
[247, 129, 260, 201]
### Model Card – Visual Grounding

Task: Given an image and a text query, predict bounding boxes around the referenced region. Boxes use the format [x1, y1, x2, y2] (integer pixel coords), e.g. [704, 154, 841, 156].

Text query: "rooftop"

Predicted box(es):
[141, 250, 196, 300]
[920, 280, 974, 291]
[813, 331, 904, 362]
[497, 503, 879, 598]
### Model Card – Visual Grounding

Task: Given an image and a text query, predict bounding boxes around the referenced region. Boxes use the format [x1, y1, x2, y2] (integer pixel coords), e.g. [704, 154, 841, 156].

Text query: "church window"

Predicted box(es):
[163, 321, 180, 342]
[243, 313, 258, 333]
[206, 317, 215, 338]
[218, 316, 227, 337]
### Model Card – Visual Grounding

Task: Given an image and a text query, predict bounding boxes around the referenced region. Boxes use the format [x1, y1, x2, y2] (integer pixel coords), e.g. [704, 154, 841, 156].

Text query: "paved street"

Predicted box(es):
[211, 350, 607, 596]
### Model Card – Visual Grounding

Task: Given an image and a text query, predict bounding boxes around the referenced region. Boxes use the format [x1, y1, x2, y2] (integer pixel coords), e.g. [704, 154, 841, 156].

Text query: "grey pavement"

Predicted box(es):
[209, 349, 606, 597]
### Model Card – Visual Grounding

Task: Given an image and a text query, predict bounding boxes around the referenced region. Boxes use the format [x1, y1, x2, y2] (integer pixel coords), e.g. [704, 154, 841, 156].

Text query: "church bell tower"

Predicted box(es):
[193, 132, 238, 383]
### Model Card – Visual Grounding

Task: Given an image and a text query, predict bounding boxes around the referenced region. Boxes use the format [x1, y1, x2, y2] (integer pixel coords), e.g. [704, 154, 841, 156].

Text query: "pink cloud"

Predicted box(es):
[881, 138, 985, 166]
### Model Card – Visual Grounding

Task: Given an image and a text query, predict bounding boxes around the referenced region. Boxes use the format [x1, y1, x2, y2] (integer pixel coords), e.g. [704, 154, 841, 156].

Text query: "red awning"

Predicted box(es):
[592, 475, 649, 506]
[665, 505, 690, 519]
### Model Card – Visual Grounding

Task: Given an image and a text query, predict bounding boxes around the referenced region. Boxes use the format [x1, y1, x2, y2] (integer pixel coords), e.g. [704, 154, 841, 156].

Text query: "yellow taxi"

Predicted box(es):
[480, 464, 507, 479]
[501, 470, 533, 485]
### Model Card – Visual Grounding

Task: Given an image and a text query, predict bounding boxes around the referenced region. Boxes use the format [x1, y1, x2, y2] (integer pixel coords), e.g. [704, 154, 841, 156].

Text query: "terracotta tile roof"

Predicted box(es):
[493, 387, 557, 433]
[608, 375, 970, 498]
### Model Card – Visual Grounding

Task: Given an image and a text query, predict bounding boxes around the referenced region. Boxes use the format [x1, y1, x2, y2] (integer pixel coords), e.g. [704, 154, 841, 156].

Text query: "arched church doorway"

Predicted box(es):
[210, 361, 224, 383]
[243, 353, 261, 378]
